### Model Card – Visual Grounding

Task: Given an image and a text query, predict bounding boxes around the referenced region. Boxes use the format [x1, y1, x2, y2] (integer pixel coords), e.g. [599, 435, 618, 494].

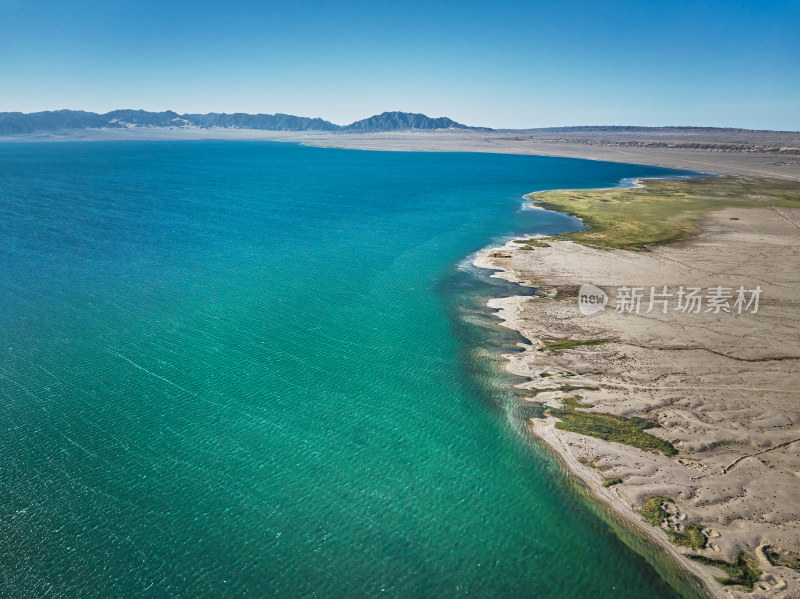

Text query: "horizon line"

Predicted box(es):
[2, 108, 799, 134]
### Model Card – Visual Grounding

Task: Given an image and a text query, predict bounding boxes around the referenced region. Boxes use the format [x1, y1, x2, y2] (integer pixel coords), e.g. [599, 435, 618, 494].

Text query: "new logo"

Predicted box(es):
[578, 284, 608, 315]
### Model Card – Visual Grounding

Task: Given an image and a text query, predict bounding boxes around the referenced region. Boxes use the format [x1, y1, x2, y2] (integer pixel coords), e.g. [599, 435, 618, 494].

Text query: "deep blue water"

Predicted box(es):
[0, 141, 702, 597]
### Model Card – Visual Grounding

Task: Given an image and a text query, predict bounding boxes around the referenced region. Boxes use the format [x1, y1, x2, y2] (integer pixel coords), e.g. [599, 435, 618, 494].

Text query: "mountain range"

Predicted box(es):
[0, 110, 489, 135]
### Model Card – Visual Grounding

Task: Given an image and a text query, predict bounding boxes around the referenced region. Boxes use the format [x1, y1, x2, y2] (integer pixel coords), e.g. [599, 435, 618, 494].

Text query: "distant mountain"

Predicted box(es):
[342, 111, 483, 132]
[0, 110, 110, 134]
[0, 109, 341, 134]
[181, 112, 340, 131]
[104, 109, 186, 127]
[0, 109, 484, 135]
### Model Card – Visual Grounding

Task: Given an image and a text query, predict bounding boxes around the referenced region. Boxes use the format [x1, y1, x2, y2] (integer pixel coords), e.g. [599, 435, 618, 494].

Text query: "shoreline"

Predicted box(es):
[2, 128, 799, 181]
[531, 410, 721, 597]
[484, 293, 723, 598]
[472, 285, 723, 599]
[473, 176, 800, 598]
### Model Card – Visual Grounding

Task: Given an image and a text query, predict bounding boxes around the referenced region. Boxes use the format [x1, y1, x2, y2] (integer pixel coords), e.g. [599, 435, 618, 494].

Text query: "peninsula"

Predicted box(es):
[475, 176, 800, 598]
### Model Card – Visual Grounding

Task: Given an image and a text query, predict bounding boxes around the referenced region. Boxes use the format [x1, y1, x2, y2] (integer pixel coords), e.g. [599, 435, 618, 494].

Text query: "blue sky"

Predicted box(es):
[2, 0, 798, 129]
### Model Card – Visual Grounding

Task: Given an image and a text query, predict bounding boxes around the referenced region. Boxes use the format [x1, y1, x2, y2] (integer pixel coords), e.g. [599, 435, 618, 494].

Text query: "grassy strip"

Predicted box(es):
[688, 552, 762, 591]
[526, 177, 800, 251]
[547, 396, 677, 456]
[602, 477, 623, 487]
[529, 384, 599, 397]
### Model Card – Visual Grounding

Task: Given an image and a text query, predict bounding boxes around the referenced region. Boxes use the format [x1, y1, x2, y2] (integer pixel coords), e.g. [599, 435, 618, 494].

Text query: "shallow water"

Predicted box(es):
[0, 141, 700, 597]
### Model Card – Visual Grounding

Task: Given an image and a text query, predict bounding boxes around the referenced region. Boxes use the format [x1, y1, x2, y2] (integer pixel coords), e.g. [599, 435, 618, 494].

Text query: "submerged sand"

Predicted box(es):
[475, 204, 800, 598]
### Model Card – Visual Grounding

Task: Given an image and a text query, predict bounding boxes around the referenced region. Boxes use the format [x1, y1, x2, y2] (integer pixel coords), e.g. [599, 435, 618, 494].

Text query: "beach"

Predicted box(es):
[474, 178, 800, 598]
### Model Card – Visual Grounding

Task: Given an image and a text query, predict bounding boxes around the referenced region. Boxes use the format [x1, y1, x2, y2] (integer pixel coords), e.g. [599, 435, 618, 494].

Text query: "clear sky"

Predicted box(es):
[2, 0, 798, 130]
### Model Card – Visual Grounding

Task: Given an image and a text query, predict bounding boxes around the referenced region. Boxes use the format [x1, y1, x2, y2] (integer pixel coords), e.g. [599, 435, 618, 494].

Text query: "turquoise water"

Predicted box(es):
[0, 141, 700, 597]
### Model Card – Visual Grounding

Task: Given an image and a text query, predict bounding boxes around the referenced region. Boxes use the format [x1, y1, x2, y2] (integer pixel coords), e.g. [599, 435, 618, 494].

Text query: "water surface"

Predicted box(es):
[0, 141, 700, 597]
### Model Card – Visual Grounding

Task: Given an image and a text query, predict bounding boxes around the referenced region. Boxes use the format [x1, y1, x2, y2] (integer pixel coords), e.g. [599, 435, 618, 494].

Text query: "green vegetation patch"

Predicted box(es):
[639, 495, 673, 526]
[765, 547, 800, 570]
[639, 496, 708, 551]
[526, 177, 800, 251]
[688, 552, 762, 591]
[513, 237, 551, 249]
[602, 477, 623, 487]
[552, 285, 580, 300]
[559, 385, 599, 397]
[530, 385, 599, 398]
[577, 456, 612, 471]
[547, 397, 677, 456]
[559, 395, 592, 409]
[666, 523, 706, 550]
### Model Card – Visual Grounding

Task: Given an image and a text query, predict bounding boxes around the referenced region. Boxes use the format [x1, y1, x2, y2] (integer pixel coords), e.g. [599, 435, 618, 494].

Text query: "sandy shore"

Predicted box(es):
[474, 199, 800, 597]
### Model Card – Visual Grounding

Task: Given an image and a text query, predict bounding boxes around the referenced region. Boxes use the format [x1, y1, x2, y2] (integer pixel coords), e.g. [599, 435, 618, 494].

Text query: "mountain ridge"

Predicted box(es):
[2, 111, 794, 136]
[0, 109, 488, 135]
